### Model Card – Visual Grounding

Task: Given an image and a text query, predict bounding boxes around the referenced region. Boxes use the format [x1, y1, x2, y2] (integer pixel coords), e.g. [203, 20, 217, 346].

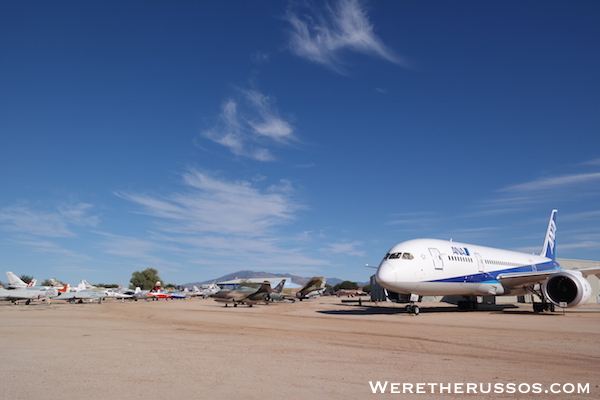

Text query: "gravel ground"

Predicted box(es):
[1, 297, 598, 400]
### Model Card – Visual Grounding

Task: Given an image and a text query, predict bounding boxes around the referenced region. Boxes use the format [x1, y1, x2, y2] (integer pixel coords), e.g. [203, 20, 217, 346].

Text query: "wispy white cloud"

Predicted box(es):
[284, 0, 405, 73]
[200, 88, 296, 161]
[113, 170, 331, 274]
[0, 203, 100, 238]
[474, 171, 600, 213]
[498, 172, 600, 194]
[579, 158, 600, 166]
[118, 169, 303, 237]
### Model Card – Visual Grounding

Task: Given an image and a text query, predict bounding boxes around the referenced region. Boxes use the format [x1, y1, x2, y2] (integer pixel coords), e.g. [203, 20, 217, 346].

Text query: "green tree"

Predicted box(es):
[333, 280, 358, 292]
[20, 275, 35, 284]
[130, 268, 162, 290]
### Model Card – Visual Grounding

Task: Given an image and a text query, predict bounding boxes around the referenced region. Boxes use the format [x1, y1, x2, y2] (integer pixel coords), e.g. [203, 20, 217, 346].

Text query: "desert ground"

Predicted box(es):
[1, 297, 599, 400]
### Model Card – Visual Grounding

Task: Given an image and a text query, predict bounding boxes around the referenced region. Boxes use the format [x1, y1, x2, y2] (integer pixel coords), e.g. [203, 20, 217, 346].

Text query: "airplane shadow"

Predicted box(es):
[316, 303, 522, 316]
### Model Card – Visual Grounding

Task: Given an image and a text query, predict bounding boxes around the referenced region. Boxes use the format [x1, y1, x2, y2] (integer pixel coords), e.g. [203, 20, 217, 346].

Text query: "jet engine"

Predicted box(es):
[542, 270, 592, 307]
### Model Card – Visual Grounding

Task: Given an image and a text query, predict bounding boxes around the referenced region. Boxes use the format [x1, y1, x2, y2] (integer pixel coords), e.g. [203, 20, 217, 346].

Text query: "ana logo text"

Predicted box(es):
[452, 247, 470, 256]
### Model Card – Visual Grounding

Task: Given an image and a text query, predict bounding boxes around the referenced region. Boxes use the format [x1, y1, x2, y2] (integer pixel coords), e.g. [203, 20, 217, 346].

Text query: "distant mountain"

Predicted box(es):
[181, 270, 363, 288]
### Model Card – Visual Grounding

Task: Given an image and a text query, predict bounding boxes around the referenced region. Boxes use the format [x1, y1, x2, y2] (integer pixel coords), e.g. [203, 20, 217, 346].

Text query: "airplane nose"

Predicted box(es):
[376, 261, 396, 287]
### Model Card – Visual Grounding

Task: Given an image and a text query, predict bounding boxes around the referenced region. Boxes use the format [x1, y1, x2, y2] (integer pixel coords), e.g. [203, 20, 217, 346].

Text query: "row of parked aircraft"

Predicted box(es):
[209, 277, 327, 307]
[0, 271, 327, 306]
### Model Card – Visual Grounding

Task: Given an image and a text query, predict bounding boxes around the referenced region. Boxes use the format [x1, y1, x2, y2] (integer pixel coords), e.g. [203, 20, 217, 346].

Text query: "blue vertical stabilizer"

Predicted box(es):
[541, 209, 558, 260]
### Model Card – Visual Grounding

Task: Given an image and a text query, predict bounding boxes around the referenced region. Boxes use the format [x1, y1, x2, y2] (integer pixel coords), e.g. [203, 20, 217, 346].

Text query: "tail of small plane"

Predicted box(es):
[82, 280, 96, 289]
[57, 284, 70, 293]
[256, 281, 272, 294]
[272, 279, 286, 293]
[27, 279, 37, 287]
[298, 277, 325, 296]
[6, 271, 28, 288]
[541, 209, 558, 260]
[151, 281, 162, 292]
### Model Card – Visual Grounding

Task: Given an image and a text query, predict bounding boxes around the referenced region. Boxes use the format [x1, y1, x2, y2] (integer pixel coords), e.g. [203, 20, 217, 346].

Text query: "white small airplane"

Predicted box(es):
[375, 210, 600, 314]
[50, 289, 107, 303]
[200, 281, 220, 298]
[0, 285, 69, 305]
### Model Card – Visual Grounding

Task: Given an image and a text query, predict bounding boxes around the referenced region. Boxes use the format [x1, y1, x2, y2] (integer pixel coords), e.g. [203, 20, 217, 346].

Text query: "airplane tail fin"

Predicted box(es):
[6, 271, 27, 288]
[58, 284, 69, 293]
[541, 209, 558, 260]
[82, 280, 94, 289]
[299, 277, 324, 296]
[27, 279, 37, 287]
[256, 281, 272, 294]
[272, 279, 286, 293]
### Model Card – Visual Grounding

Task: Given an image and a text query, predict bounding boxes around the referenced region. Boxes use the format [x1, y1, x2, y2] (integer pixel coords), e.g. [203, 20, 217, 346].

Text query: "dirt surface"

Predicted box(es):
[1, 297, 599, 400]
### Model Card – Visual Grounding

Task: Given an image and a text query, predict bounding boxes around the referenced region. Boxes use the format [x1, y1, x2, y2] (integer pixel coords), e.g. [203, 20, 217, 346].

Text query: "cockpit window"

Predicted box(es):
[386, 252, 413, 260]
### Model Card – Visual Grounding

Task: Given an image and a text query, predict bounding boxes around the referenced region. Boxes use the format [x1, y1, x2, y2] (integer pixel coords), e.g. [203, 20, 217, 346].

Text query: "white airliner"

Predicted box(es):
[375, 210, 600, 314]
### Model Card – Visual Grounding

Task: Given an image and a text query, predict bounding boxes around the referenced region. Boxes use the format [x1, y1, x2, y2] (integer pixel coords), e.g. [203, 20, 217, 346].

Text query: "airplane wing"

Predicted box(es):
[498, 267, 600, 289]
[497, 271, 557, 289]
[576, 266, 600, 278]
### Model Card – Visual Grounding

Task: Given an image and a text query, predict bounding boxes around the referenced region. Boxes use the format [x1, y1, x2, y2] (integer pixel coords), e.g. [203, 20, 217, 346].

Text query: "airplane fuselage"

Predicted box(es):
[376, 238, 561, 297]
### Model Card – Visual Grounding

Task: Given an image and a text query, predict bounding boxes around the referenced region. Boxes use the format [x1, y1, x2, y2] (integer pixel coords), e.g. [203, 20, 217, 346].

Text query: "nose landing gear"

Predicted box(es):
[405, 304, 420, 315]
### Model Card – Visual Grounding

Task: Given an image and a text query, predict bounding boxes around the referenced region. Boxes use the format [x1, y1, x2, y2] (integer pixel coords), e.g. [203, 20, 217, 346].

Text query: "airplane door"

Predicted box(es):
[429, 248, 443, 270]
[475, 253, 484, 272]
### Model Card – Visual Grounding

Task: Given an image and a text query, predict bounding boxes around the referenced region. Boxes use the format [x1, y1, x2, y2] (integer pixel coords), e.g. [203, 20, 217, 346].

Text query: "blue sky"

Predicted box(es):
[1, 0, 599, 286]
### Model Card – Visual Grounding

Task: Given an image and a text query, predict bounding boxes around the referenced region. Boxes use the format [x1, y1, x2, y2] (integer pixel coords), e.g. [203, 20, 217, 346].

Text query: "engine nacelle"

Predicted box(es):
[542, 270, 592, 307]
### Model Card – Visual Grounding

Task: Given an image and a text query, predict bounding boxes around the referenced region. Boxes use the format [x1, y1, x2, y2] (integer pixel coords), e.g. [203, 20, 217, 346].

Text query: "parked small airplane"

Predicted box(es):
[146, 282, 172, 299]
[210, 281, 275, 307]
[105, 285, 134, 299]
[182, 286, 204, 298]
[131, 282, 172, 301]
[375, 210, 600, 314]
[50, 289, 107, 303]
[0, 286, 59, 305]
[261, 279, 290, 302]
[200, 281, 220, 298]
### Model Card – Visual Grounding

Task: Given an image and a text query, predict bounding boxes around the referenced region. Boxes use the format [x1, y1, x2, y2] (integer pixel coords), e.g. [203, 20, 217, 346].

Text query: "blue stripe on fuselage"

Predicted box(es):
[427, 260, 561, 284]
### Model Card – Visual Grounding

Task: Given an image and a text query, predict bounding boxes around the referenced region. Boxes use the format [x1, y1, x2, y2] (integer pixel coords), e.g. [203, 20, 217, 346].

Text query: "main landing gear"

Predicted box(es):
[527, 285, 556, 313]
[457, 296, 479, 310]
